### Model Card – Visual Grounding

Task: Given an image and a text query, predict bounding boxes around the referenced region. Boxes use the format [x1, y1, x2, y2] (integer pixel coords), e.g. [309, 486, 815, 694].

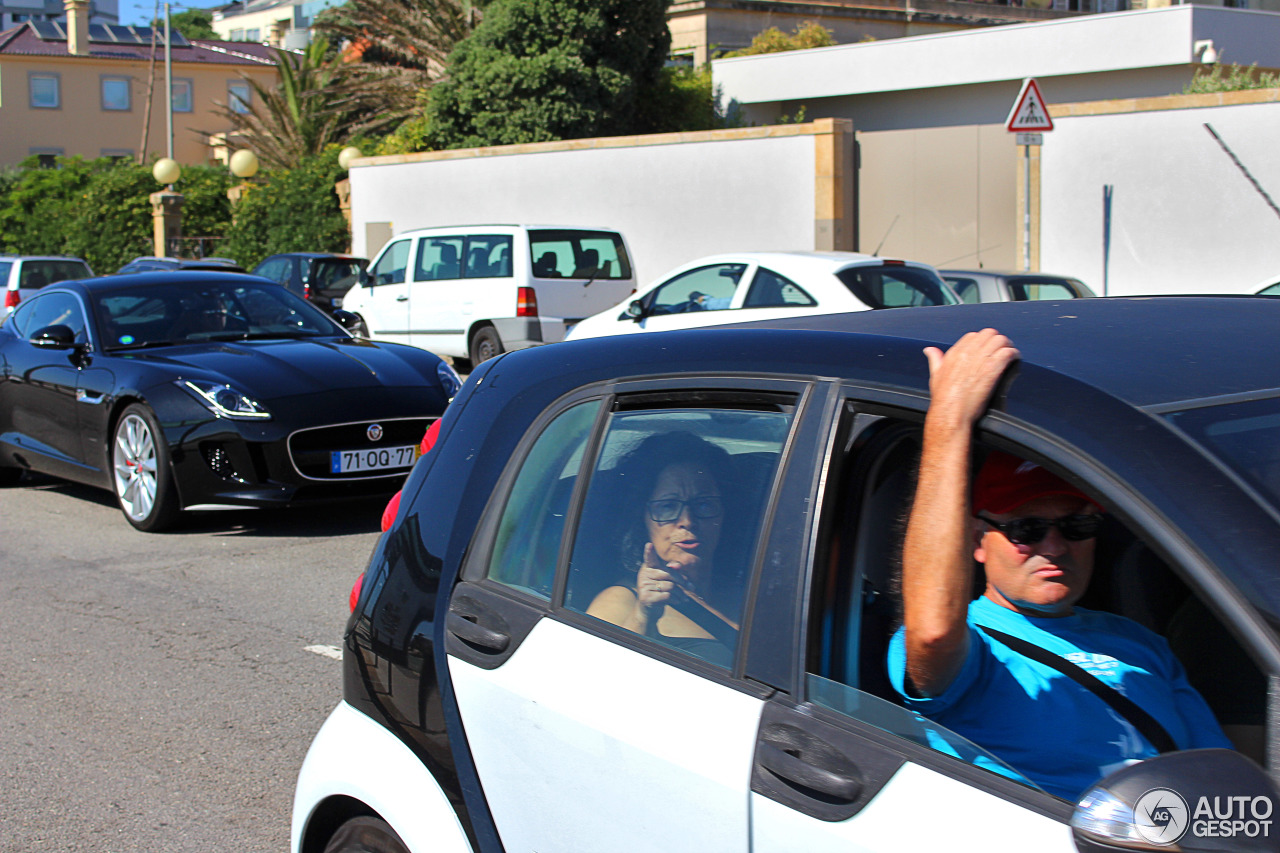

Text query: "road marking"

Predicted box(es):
[305, 644, 343, 660]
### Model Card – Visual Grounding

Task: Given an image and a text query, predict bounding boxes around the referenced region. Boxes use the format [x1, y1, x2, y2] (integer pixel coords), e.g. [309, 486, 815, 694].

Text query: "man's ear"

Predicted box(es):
[971, 518, 987, 564]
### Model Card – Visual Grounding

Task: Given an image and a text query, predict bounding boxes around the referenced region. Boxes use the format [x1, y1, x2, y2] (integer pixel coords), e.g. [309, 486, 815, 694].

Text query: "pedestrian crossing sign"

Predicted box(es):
[1006, 78, 1054, 133]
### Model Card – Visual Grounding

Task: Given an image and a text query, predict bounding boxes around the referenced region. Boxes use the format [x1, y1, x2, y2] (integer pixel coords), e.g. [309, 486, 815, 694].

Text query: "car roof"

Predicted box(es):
[261, 252, 364, 260]
[940, 269, 1078, 279]
[393, 224, 622, 236]
[59, 270, 276, 291]
[0, 255, 90, 262]
[666, 251, 935, 275]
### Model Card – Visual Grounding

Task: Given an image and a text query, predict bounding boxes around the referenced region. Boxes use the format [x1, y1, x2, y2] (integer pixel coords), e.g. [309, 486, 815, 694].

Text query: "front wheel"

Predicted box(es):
[112, 404, 180, 532]
[469, 326, 503, 365]
[322, 816, 411, 853]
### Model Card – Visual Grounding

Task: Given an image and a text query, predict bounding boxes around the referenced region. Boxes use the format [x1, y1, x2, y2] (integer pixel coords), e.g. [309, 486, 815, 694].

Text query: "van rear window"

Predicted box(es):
[529, 230, 631, 280]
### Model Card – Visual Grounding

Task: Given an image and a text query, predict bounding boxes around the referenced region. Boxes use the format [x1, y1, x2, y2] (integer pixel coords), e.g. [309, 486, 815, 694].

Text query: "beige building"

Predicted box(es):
[0, 0, 279, 166]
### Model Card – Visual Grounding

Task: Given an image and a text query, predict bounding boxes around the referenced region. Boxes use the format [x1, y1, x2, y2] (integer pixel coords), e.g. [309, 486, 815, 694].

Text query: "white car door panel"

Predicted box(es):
[449, 615, 760, 853]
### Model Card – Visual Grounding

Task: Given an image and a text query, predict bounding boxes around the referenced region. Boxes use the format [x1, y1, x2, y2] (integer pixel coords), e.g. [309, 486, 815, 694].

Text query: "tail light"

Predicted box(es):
[349, 572, 364, 613]
[517, 286, 538, 317]
[303, 282, 312, 300]
[5, 289, 19, 311]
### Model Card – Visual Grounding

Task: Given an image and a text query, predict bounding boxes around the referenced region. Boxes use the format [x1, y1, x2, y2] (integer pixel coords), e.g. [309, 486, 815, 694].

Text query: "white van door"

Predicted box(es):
[357, 239, 412, 344]
[407, 234, 467, 360]
[526, 229, 635, 335]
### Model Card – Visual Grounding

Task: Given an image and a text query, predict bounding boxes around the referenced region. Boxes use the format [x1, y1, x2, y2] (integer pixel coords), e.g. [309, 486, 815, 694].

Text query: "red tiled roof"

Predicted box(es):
[0, 22, 279, 66]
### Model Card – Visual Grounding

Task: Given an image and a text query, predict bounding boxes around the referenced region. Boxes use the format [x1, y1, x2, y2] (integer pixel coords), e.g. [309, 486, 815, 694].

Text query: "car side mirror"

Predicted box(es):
[1072, 749, 1279, 852]
[331, 310, 362, 333]
[626, 299, 645, 321]
[358, 269, 372, 287]
[30, 324, 77, 349]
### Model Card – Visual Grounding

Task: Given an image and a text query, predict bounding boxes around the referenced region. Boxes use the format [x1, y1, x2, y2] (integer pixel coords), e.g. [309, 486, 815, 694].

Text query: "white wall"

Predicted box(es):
[349, 133, 819, 286]
[1040, 99, 1280, 295]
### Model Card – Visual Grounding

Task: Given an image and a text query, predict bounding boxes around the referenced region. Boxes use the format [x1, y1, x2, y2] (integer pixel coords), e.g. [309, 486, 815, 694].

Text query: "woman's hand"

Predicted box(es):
[636, 542, 686, 613]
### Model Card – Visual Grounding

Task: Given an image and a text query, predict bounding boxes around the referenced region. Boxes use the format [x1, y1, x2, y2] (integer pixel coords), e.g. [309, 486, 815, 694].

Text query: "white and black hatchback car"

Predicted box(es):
[294, 297, 1280, 853]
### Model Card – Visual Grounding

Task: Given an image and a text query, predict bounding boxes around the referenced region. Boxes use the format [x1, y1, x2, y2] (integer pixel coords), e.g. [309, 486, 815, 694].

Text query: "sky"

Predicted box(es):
[118, 1, 215, 28]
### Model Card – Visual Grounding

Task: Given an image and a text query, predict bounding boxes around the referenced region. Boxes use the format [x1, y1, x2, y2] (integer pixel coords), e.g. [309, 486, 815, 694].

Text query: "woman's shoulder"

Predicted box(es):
[585, 584, 637, 618]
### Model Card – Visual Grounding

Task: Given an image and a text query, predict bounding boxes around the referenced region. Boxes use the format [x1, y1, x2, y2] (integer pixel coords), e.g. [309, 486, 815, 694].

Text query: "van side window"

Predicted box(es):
[463, 235, 513, 279]
[370, 240, 410, 285]
[529, 229, 632, 280]
[486, 401, 599, 599]
[564, 399, 794, 668]
[416, 237, 464, 282]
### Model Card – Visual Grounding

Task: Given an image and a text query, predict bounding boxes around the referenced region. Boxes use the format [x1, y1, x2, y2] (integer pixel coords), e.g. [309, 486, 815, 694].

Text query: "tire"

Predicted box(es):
[469, 326, 503, 365]
[322, 816, 411, 853]
[112, 404, 180, 532]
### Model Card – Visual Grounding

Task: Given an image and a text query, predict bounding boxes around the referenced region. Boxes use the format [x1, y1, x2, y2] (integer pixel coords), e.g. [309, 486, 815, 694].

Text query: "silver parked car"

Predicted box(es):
[941, 269, 1096, 303]
[2, 254, 93, 314]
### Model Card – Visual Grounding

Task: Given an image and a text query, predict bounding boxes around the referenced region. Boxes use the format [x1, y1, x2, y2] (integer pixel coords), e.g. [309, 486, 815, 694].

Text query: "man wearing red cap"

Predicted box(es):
[888, 329, 1229, 799]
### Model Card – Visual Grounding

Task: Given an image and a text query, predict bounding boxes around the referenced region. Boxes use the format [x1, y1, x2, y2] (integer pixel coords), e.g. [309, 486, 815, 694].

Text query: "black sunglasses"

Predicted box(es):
[977, 513, 1103, 546]
[647, 496, 723, 524]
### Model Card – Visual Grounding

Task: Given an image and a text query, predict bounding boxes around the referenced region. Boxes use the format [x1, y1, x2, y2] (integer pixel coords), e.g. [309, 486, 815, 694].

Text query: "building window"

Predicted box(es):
[230, 27, 244, 39]
[30, 73, 60, 109]
[101, 149, 134, 161]
[228, 80, 251, 114]
[245, 27, 260, 41]
[171, 78, 194, 113]
[30, 148, 64, 168]
[101, 76, 131, 111]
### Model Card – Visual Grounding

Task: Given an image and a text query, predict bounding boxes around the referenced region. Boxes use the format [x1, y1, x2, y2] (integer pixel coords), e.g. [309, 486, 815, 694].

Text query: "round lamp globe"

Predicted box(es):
[153, 158, 181, 185]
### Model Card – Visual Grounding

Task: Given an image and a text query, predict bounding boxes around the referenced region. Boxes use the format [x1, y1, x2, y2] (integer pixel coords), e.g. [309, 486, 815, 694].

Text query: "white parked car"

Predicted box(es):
[342, 225, 636, 365]
[565, 251, 959, 341]
[2, 254, 93, 314]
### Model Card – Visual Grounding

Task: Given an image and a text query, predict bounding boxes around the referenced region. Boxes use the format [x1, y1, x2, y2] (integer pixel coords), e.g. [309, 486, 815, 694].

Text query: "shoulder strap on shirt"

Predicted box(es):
[979, 625, 1178, 754]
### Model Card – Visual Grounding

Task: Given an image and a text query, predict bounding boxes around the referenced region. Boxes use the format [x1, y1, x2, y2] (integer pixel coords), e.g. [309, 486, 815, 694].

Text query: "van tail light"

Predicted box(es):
[4, 289, 19, 311]
[349, 572, 364, 613]
[517, 286, 539, 317]
[303, 282, 312, 300]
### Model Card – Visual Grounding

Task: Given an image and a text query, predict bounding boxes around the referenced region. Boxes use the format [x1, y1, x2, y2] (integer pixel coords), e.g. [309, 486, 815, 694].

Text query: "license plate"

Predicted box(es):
[331, 444, 417, 473]
[331, 296, 343, 308]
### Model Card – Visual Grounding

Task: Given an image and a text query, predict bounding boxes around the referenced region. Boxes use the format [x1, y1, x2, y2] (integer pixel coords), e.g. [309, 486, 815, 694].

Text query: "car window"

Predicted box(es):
[462, 235, 513, 279]
[253, 257, 290, 285]
[529, 229, 631, 280]
[486, 401, 600, 599]
[1007, 278, 1079, 301]
[742, 267, 817, 308]
[310, 258, 366, 297]
[837, 265, 957, 308]
[20, 291, 87, 342]
[0, 261, 13, 284]
[22, 260, 90, 289]
[415, 236, 464, 282]
[1260, 283, 1280, 297]
[808, 407, 1268, 799]
[370, 240, 410, 285]
[562, 397, 795, 668]
[944, 276, 982, 304]
[648, 264, 746, 315]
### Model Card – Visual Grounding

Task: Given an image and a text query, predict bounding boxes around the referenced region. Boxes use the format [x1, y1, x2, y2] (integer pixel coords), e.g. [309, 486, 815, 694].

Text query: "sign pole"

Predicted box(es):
[1024, 144, 1031, 271]
[1006, 78, 1053, 274]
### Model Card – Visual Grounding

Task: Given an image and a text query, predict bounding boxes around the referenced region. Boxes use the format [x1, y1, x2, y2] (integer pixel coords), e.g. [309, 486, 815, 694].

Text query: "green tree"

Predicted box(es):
[426, 0, 671, 149]
[218, 37, 379, 169]
[153, 8, 217, 40]
[220, 149, 350, 269]
[722, 21, 835, 57]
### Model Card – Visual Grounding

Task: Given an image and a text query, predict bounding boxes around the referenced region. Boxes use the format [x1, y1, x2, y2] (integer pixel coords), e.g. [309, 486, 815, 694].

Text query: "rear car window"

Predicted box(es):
[944, 276, 982, 304]
[529, 229, 632, 280]
[1006, 276, 1092, 300]
[837, 264, 958, 309]
[309, 258, 366, 298]
[22, 260, 91, 288]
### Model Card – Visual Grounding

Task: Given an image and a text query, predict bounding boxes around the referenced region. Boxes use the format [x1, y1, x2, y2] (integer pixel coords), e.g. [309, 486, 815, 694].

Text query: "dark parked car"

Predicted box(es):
[292, 297, 1280, 853]
[251, 252, 368, 315]
[0, 272, 460, 531]
[115, 256, 245, 274]
[941, 269, 1096, 303]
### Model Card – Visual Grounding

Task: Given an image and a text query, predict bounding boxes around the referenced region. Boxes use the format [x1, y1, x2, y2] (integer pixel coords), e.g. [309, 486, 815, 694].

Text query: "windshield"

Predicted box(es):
[309, 258, 366, 298]
[836, 264, 959, 309]
[528, 229, 632, 280]
[90, 279, 344, 349]
[1164, 397, 1280, 512]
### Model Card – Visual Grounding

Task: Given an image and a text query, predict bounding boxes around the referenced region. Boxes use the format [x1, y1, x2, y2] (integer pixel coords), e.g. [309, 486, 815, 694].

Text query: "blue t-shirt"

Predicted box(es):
[887, 596, 1231, 800]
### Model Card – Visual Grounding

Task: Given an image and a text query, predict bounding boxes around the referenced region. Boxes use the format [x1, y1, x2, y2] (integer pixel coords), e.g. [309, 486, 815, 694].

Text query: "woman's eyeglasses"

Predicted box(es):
[977, 513, 1103, 546]
[647, 496, 723, 524]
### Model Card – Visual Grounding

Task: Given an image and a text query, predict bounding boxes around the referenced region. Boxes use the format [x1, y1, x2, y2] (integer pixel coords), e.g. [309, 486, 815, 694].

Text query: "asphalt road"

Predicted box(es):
[0, 472, 388, 852]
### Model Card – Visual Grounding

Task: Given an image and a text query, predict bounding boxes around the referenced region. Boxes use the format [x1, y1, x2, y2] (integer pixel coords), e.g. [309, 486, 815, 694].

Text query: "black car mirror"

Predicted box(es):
[331, 310, 362, 333]
[30, 324, 77, 349]
[358, 269, 372, 287]
[626, 299, 646, 321]
[1072, 749, 1279, 852]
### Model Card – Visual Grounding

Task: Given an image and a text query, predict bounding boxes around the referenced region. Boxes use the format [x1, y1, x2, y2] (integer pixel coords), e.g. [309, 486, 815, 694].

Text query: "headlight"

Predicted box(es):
[437, 361, 462, 400]
[179, 379, 272, 420]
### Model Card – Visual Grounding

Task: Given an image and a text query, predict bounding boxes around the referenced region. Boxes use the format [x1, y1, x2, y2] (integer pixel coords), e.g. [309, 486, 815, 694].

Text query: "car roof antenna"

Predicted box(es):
[873, 215, 899, 257]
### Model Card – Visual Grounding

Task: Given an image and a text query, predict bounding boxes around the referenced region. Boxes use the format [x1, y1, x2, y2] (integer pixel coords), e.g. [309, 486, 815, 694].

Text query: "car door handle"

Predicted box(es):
[756, 742, 862, 802]
[396, 295, 409, 302]
[446, 611, 510, 653]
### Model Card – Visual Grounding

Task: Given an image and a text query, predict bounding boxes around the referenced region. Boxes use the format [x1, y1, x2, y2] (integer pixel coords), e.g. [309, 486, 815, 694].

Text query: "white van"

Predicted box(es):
[343, 225, 636, 365]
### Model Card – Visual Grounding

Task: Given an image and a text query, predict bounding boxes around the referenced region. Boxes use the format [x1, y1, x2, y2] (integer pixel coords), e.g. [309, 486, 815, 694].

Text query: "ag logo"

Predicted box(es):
[1135, 788, 1190, 845]
[366, 423, 384, 442]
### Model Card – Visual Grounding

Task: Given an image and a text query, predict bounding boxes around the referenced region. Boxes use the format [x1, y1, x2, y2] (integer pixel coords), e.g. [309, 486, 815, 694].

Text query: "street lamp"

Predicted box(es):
[338, 146, 362, 170]
[152, 157, 181, 185]
[229, 149, 259, 179]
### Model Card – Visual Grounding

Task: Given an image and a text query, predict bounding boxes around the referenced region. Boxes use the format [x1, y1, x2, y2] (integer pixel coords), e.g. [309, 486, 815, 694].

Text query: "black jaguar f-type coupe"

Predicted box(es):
[0, 272, 460, 531]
